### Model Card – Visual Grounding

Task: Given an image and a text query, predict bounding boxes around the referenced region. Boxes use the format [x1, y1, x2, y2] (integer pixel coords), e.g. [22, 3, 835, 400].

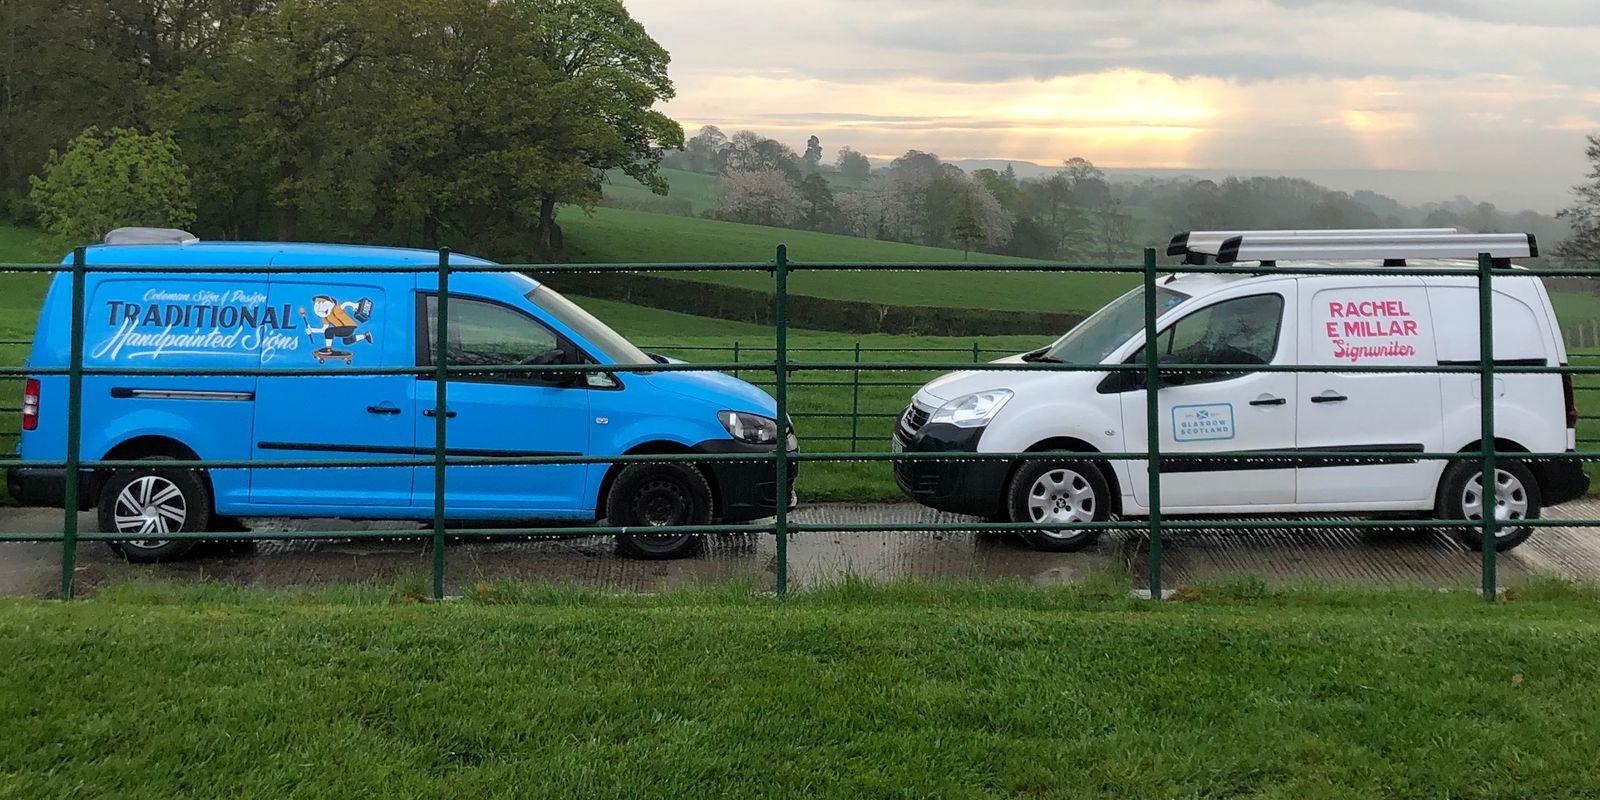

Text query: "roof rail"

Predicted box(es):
[1215, 232, 1538, 264]
[103, 227, 199, 245]
[1168, 228, 1456, 259]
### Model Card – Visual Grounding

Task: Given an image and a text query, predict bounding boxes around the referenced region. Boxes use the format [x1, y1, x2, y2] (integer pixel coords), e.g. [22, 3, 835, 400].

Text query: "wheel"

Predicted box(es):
[1006, 458, 1110, 552]
[97, 457, 212, 563]
[607, 463, 712, 559]
[1437, 459, 1540, 552]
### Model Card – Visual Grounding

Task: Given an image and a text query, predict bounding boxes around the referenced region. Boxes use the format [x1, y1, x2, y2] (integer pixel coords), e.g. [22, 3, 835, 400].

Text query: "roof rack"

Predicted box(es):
[103, 227, 199, 245]
[1168, 228, 1455, 260]
[1214, 232, 1538, 264]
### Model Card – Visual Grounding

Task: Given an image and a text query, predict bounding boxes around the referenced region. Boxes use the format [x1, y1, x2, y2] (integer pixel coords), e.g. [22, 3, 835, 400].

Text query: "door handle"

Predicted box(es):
[366, 404, 401, 415]
[1249, 396, 1287, 406]
[1310, 393, 1348, 404]
[422, 408, 456, 418]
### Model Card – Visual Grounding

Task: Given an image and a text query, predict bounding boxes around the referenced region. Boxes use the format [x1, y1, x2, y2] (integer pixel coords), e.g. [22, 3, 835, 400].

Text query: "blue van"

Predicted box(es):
[7, 230, 796, 561]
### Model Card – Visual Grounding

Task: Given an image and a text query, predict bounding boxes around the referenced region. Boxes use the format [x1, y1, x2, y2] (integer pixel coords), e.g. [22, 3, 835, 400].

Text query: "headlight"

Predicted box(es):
[928, 390, 1013, 429]
[719, 410, 780, 445]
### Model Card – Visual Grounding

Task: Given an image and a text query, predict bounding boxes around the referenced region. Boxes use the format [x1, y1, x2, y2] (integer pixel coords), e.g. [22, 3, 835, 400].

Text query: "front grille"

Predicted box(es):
[906, 405, 930, 432]
[893, 402, 933, 450]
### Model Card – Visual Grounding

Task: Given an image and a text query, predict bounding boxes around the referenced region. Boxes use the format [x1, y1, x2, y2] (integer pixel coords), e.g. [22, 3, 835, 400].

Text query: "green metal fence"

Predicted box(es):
[0, 246, 1595, 602]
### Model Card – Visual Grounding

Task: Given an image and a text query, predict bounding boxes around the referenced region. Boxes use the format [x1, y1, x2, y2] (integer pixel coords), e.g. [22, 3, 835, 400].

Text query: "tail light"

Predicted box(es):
[1563, 371, 1578, 430]
[21, 378, 39, 431]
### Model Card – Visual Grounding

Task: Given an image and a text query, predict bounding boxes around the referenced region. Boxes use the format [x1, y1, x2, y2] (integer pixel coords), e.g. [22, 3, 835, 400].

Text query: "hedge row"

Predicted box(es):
[539, 272, 1083, 335]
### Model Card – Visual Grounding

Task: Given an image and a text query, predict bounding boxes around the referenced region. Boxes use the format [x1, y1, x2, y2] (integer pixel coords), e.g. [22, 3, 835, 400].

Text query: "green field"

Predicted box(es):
[601, 167, 719, 214]
[6, 580, 1600, 798]
[560, 206, 1139, 315]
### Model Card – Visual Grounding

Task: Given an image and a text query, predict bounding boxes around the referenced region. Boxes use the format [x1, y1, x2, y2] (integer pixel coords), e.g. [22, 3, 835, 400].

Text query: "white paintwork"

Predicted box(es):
[907, 251, 1572, 518]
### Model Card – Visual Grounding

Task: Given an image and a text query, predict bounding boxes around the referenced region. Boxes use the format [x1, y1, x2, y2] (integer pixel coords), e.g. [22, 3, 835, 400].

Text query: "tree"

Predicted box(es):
[713, 168, 809, 227]
[27, 127, 195, 244]
[835, 146, 870, 184]
[949, 192, 987, 258]
[1000, 163, 1017, 184]
[802, 135, 823, 173]
[684, 125, 731, 174]
[1558, 135, 1600, 263]
[798, 173, 836, 231]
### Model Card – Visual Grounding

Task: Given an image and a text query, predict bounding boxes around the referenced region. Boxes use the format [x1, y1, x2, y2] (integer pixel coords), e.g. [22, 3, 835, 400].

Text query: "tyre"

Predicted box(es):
[1006, 458, 1110, 552]
[607, 463, 712, 559]
[1437, 459, 1540, 552]
[97, 457, 212, 563]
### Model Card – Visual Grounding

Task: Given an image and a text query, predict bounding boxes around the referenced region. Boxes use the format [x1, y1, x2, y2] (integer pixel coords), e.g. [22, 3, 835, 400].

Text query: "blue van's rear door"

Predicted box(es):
[250, 263, 415, 508]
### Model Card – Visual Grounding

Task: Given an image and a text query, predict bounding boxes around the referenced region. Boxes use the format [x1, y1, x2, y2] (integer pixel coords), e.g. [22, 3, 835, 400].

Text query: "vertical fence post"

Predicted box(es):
[849, 341, 861, 453]
[732, 340, 741, 379]
[433, 248, 451, 601]
[1142, 247, 1164, 600]
[972, 341, 980, 364]
[773, 245, 790, 595]
[1478, 251, 1497, 602]
[59, 247, 86, 600]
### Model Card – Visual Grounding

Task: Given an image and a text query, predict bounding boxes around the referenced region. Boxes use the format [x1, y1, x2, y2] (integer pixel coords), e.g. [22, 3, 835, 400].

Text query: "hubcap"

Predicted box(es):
[1461, 468, 1529, 536]
[112, 475, 187, 549]
[1026, 468, 1097, 536]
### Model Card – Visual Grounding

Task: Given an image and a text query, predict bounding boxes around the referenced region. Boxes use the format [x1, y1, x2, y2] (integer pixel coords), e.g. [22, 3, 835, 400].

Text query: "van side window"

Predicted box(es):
[1128, 293, 1284, 385]
[421, 295, 567, 377]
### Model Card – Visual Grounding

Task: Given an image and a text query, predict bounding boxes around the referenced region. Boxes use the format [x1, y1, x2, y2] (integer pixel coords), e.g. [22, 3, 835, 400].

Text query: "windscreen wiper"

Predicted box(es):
[1020, 348, 1060, 363]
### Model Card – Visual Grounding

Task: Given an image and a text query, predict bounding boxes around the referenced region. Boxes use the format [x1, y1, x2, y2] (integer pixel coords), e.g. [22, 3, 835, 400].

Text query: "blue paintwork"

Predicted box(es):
[18, 241, 777, 521]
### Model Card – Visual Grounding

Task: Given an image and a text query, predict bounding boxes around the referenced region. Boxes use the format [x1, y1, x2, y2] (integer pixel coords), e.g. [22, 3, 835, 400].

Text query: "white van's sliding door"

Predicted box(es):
[1295, 278, 1442, 507]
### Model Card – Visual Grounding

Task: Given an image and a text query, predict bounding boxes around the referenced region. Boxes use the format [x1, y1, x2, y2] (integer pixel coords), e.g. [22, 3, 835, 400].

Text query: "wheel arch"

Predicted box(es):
[89, 436, 213, 512]
[594, 441, 718, 521]
[1434, 437, 1535, 509]
[1014, 436, 1123, 517]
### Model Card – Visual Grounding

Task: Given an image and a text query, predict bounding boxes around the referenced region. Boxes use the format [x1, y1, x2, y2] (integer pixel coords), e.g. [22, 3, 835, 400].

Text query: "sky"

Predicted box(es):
[624, 0, 1600, 211]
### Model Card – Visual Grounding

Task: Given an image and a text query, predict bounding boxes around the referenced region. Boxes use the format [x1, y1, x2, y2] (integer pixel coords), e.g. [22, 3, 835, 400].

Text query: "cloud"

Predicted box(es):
[623, 0, 1600, 208]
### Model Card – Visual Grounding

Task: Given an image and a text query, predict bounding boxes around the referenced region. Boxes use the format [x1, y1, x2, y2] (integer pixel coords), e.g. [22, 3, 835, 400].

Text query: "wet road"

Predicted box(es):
[4, 502, 1600, 597]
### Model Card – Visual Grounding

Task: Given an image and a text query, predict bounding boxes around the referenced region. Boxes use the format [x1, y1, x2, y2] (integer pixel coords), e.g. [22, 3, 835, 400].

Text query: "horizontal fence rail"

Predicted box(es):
[0, 246, 1596, 601]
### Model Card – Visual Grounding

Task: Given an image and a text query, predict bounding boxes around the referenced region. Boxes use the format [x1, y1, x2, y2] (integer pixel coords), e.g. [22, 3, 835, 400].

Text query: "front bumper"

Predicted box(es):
[1530, 454, 1590, 507]
[691, 439, 800, 523]
[891, 418, 1009, 519]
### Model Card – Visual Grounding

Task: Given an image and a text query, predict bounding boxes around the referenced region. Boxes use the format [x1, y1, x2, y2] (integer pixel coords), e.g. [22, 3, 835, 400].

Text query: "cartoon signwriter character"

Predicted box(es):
[299, 295, 374, 363]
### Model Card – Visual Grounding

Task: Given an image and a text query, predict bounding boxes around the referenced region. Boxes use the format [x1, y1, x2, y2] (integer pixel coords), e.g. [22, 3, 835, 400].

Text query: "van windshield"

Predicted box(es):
[1035, 286, 1189, 364]
[524, 285, 653, 366]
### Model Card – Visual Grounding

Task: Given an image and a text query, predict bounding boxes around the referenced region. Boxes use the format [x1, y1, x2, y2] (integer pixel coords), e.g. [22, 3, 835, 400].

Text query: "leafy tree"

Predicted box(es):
[949, 192, 987, 258]
[683, 125, 731, 174]
[1558, 135, 1600, 263]
[27, 126, 195, 244]
[728, 131, 800, 180]
[802, 135, 823, 173]
[835, 146, 871, 184]
[798, 173, 837, 231]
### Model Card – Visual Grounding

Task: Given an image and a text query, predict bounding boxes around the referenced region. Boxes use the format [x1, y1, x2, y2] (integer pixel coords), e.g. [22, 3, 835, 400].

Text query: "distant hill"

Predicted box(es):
[945, 159, 1570, 213]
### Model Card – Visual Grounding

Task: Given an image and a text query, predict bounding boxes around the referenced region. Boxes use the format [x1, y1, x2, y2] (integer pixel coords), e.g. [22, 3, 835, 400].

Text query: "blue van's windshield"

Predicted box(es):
[1038, 286, 1188, 364]
[524, 285, 652, 366]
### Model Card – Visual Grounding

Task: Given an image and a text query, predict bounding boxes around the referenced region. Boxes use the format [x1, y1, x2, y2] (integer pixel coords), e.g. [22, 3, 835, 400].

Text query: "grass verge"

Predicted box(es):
[5, 578, 1600, 798]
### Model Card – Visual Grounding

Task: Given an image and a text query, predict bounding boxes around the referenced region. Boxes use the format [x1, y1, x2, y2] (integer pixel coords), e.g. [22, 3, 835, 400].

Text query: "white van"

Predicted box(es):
[894, 230, 1589, 552]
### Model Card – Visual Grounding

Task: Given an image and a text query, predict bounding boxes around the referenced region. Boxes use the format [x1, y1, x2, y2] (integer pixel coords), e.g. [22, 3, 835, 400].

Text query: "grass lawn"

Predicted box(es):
[5, 580, 1600, 798]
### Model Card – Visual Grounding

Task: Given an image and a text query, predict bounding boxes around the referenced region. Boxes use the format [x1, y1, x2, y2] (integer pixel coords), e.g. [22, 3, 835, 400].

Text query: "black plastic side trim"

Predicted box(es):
[257, 441, 577, 458]
[1163, 443, 1425, 473]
